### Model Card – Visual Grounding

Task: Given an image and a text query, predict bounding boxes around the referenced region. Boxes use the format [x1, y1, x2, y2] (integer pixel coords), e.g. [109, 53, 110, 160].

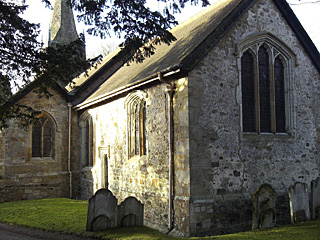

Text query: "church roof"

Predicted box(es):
[74, 0, 320, 110]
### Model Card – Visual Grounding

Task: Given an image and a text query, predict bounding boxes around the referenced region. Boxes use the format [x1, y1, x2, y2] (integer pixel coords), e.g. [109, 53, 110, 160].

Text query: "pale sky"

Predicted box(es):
[22, 0, 320, 58]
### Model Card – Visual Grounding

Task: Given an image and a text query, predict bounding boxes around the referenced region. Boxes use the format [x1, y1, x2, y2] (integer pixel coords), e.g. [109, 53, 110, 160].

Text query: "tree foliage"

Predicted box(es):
[0, 0, 209, 128]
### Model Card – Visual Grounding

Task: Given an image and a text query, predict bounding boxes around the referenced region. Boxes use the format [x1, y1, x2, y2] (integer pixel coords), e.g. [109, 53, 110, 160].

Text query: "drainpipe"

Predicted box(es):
[158, 72, 175, 232]
[67, 103, 73, 199]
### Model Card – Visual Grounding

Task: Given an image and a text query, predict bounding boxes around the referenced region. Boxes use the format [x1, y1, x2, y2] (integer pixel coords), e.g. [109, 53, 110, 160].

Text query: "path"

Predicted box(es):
[0, 223, 96, 240]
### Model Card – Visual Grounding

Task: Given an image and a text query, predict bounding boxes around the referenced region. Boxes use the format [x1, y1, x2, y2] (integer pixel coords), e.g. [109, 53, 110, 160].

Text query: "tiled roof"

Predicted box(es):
[75, 0, 320, 109]
[76, 0, 243, 107]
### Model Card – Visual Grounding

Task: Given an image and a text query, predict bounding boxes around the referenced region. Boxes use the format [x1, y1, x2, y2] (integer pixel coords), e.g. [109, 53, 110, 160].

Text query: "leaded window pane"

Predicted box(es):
[241, 51, 256, 132]
[43, 120, 54, 157]
[274, 57, 286, 133]
[258, 46, 271, 133]
[134, 105, 140, 156]
[85, 119, 90, 166]
[142, 104, 147, 155]
[32, 120, 42, 157]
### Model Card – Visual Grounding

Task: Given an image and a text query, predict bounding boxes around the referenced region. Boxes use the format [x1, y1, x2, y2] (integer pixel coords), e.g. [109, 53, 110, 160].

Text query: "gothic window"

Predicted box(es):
[125, 91, 148, 159]
[84, 116, 93, 167]
[237, 33, 296, 135]
[32, 115, 55, 159]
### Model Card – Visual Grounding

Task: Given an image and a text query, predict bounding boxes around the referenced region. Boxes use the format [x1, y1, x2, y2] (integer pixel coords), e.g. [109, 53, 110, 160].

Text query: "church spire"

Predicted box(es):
[48, 0, 79, 47]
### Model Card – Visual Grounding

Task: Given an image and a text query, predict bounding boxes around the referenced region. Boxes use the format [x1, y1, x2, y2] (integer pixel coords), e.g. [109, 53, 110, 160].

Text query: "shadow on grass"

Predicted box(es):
[0, 198, 319, 240]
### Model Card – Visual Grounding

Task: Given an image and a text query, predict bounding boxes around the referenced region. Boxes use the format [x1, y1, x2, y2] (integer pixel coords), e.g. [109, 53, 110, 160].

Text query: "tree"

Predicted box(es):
[0, 0, 209, 129]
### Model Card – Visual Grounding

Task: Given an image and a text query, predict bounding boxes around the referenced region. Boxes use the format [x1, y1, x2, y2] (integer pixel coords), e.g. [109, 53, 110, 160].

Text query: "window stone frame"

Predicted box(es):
[124, 90, 148, 160]
[79, 111, 94, 168]
[30, 111, 58, 161]
[235, 32, 297, 137]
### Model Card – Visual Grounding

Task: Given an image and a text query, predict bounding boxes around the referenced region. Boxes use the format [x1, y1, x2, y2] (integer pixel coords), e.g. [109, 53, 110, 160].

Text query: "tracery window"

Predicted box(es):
[32, 115, 55, 159]
[237, 33, 296, 135]
[125, 91, 147, 159]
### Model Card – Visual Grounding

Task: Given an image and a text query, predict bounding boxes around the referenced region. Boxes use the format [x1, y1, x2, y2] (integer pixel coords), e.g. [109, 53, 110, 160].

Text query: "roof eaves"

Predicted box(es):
[74, 65, 181, 111]
[180, 0, 256, 71]
[273, 0, 320, 73]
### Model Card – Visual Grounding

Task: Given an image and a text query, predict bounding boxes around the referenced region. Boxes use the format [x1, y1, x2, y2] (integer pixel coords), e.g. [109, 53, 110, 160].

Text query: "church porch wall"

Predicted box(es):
[1, 88, 70, 201]
[188, 0, 320, 236]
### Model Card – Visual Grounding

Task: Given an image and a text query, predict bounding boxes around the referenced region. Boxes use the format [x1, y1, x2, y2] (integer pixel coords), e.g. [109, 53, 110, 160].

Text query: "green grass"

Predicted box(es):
[0, 198, 319, 240]
[0, 198, 88, 235]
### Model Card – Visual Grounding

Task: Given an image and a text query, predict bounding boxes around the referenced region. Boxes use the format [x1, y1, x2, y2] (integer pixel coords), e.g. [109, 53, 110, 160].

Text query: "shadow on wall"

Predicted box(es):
[86, 189, 144, 232]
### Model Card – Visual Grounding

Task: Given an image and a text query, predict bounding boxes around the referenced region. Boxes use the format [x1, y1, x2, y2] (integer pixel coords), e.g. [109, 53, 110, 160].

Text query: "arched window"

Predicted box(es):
[85, 116, 93, 167]
[125, 91, 148, 159]
[237, 33, 296, 135]
[80, 112, 94, 168]
[32, 115, 55, 159]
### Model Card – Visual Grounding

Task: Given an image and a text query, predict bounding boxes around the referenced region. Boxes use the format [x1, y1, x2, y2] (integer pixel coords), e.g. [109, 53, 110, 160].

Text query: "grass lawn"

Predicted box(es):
[0, 198, 319, 239]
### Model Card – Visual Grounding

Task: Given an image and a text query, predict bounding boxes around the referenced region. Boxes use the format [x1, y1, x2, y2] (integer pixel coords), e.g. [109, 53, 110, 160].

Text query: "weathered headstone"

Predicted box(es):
[86, 189, 144, 231]
[117, 197, 144, 227]
[86, 189, 118, 231]
[252, 184, 277, 230]
[289, 182, 310, 223]
[311, 177, 320, 219]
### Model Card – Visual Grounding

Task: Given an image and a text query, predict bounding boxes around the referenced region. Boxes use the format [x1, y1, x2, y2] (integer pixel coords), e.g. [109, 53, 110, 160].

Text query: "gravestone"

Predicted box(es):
[86, 189, 144, 231]
[117, 197, 144, 227]
[86, 189, 118, 231]
[289, 182, 310, 223]
[252, 184, 277, 230]
[311, 177, 320, 219]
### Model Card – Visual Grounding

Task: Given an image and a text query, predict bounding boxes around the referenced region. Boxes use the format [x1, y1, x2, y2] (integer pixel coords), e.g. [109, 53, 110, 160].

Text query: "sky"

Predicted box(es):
[22, 0, 320, 58]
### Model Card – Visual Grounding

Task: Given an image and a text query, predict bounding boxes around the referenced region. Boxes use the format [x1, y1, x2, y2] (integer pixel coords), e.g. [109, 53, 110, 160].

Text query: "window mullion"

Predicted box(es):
[270, 55, 276, 134]
[139, 107, 144, 156]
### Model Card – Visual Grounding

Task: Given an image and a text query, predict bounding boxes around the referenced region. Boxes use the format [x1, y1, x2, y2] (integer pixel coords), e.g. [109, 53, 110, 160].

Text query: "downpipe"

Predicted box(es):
[67, 103, 73, 199]
[158, 72, 175, 233]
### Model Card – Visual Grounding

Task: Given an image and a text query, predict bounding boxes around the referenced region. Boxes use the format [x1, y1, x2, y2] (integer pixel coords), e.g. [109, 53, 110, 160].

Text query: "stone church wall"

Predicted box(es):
[0, 88, 70, 202]
[188, 0, 320, 236]
[78, 79, 190, 234]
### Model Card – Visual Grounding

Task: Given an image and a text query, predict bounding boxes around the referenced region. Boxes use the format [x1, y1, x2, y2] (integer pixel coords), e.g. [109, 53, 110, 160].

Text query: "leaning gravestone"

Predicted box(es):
[86, 189, 118, 231]
[289, 182, 310, 223]
[252, 184, 277, 229]
[117, 197, 144, 227]
[311, 177, 320, 219]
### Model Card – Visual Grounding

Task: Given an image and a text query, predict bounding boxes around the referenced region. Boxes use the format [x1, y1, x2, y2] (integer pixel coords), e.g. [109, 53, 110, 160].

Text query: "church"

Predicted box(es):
[1, 0, 320, 237]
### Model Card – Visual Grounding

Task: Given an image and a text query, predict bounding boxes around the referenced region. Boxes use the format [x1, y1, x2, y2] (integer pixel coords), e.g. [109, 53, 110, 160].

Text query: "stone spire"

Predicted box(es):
[48, 0, 80, 46]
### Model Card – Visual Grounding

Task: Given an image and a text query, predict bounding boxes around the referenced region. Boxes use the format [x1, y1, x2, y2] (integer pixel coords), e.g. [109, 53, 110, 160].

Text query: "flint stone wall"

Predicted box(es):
[79, 79, 190, 234]
[188, 0, 320, 236]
